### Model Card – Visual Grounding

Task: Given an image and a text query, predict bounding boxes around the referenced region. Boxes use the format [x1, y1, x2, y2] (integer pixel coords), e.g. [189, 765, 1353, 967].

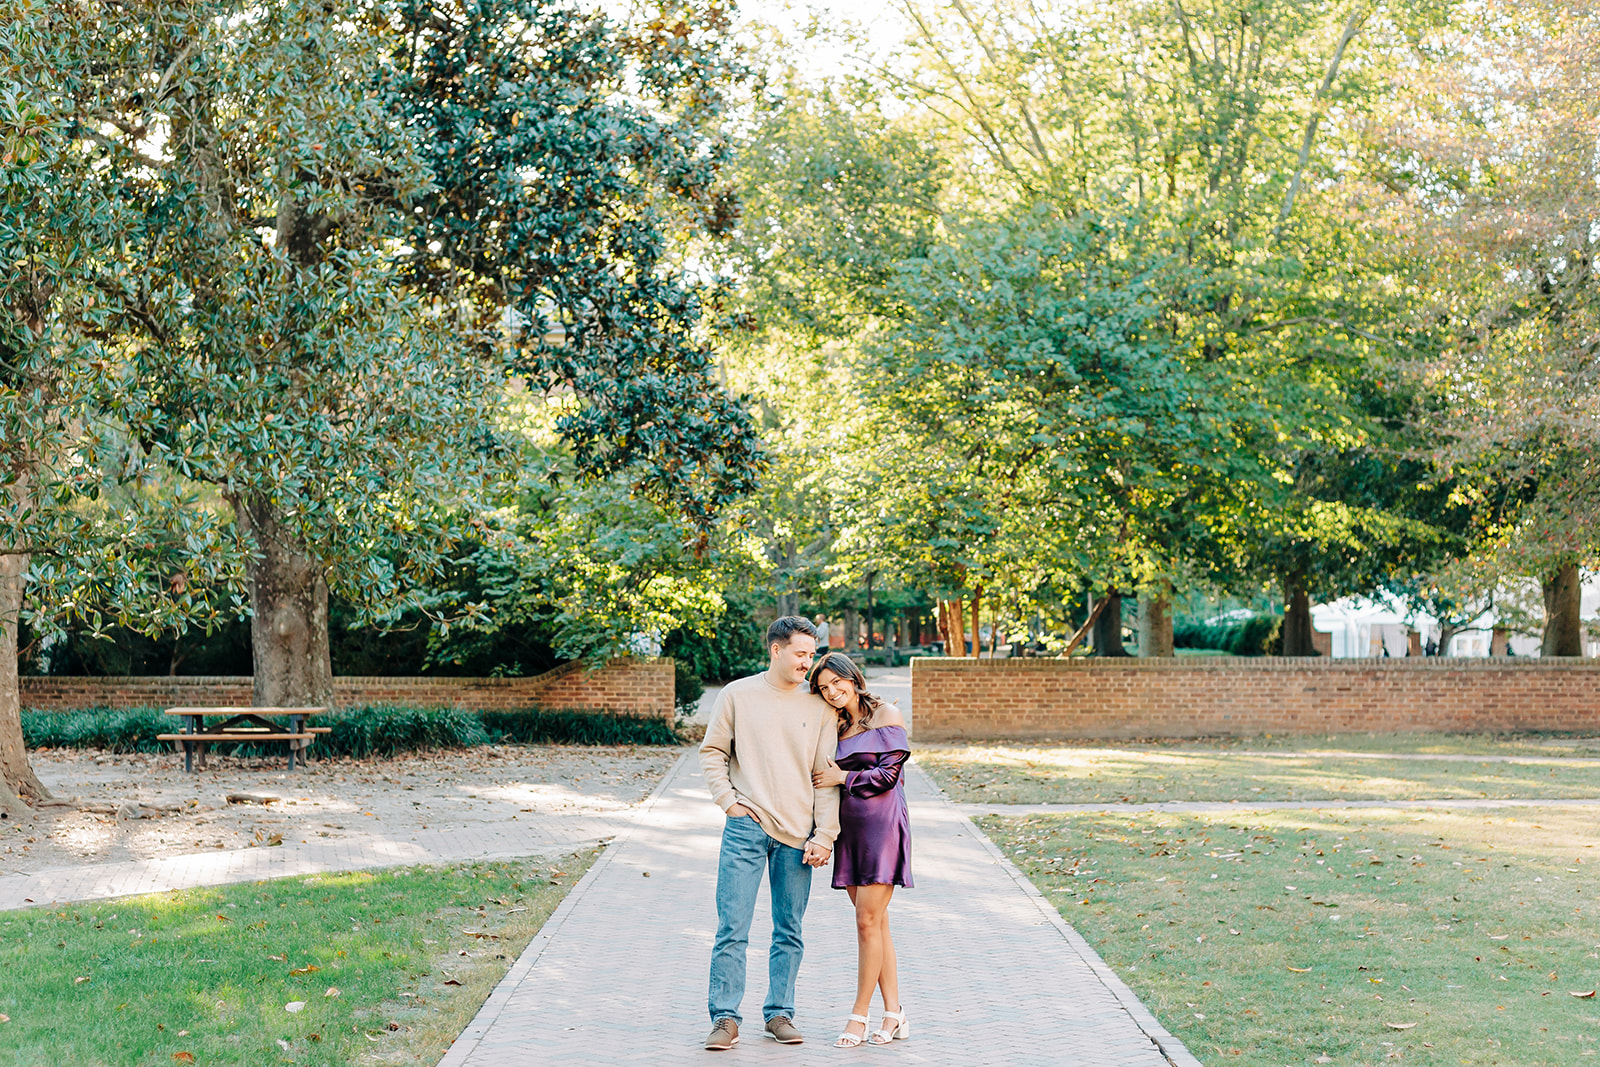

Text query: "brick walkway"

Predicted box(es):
[0, 810, 633, 911]
[439, 754, 1197, 1067]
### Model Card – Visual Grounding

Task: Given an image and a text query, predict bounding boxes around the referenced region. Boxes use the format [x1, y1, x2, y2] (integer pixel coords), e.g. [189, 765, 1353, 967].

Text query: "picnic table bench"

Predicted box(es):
[159, 707, 329, 772]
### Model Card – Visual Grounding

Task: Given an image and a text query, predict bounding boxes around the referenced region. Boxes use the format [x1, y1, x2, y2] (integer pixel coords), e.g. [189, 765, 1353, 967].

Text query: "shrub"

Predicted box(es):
[318, 705, 490, 758]
[479, 707, 680, 746]
[23, 703, 682, 756]
[21, 707, 168, 752]
[662, 597, 767, 684]
[674, 661, 705, 717]
[1173, 612, 1282, 656]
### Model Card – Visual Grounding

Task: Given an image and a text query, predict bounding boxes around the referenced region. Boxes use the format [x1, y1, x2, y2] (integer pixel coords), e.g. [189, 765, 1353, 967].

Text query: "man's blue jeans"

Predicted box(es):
[708, 813, 813, 1024]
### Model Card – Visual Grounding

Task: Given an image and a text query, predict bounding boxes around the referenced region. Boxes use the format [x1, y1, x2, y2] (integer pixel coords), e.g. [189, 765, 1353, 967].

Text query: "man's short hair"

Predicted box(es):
[767, 615, 817, 649]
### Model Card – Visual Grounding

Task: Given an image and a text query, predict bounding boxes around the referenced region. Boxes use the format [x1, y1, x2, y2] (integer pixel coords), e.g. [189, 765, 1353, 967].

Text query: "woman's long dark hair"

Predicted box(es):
[810, 652, 886, 736]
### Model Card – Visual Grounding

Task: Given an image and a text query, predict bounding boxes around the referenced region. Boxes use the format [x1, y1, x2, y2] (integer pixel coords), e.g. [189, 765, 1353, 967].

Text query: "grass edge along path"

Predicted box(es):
[980, 806, 1600, 1066]
[0, 849, 599, 1067]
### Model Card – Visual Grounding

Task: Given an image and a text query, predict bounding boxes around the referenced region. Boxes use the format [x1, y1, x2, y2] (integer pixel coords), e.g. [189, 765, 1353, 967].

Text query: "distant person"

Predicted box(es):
[700, 616, 840, 1050]
[813, 614, 831, 650]
[809, 651, 914, 1048]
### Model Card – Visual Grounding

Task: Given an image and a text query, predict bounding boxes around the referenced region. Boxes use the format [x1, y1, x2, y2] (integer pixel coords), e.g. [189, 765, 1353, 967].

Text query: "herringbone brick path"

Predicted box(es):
[439, 755, 1196, 1067]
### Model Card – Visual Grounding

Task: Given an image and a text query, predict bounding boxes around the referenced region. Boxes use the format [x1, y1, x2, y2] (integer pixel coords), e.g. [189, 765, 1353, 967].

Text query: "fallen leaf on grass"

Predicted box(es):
[289, 965, 320, 976]
[0, 1014, 9, 1023]
[324, 987, 340, 998]
[266, 954, 287, 962]
[172, 1054, 195, 1065]
[73, 976, 91, 985]
[214, 914, 231, 923]
[1385, 1022, 1417, 1030]
[1571, 991, 1597, 998]
[461, 929, 501, 940]
[277, 1038, 291, 1051]
[285, 1001, 307, 1014]
[442, 979, 462, 987]
[1287, 966, 1312, 973]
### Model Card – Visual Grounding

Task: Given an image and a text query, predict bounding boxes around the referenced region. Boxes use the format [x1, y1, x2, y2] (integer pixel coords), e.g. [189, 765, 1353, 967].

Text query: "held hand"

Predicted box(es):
[811, 764, 848, 789]
[802, 841, 832, 867]
[726, 802, 753, 818]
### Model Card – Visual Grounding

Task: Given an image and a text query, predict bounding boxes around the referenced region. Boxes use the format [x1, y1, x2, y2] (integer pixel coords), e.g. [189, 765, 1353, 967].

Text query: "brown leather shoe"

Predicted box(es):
[704, 1018, 739, 1050]
[765, 1016, 804, 1044]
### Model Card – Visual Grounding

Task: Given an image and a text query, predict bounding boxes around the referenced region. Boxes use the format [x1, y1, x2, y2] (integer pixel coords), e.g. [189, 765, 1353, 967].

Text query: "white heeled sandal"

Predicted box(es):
[870, 1008, 909, 1044]
[834, 1014, 870, 1048]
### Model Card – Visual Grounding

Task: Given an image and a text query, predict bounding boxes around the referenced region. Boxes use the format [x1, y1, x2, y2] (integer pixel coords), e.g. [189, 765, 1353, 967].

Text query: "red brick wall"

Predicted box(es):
[19, 658, 675, 719]
[911, 657, 1600, 740]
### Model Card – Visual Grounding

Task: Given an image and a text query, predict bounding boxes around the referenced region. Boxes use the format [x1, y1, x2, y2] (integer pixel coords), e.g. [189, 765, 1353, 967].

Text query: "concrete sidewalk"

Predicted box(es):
[0, 810, 632, 911]
[438, 754, 1196, 1067]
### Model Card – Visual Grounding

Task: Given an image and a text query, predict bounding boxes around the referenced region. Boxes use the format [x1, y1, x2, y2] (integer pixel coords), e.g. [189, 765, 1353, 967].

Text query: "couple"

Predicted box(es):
[699, 616, 913, 1051]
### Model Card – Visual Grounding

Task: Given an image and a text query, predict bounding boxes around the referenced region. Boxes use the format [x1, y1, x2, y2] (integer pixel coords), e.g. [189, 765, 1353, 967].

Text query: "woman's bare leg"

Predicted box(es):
[878, 915, 900, 1016]
[844, 885, 895, 1041]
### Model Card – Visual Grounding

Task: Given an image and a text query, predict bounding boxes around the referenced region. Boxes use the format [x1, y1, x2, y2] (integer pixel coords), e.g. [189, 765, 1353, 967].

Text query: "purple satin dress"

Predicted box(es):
[832, 725, 913, 890]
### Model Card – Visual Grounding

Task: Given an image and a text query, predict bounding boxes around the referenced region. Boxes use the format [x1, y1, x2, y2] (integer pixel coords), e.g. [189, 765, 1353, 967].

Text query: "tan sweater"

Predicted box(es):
[700, 672, 841, 851]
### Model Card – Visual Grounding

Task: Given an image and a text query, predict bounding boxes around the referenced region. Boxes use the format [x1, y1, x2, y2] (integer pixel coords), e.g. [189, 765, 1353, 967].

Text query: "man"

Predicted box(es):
[812, 614, 831, 651]
[700, 615, 840, 1050]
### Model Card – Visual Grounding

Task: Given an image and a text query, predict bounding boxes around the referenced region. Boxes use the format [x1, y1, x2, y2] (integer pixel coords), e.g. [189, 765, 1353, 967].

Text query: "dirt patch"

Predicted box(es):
[3, 744, 682, 874]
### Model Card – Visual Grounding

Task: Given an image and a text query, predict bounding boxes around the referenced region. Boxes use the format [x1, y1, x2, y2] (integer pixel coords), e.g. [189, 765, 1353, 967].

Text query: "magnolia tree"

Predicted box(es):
[0, 7, 239, 816]
[1, 0, 761, 814]
[82, 2, 508, 708]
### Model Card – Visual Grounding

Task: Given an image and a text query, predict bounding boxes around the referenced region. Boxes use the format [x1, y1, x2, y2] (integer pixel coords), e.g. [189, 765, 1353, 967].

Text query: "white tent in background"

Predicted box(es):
[1311, 578, 1600, 658]
[1311, 597, 1420, 658]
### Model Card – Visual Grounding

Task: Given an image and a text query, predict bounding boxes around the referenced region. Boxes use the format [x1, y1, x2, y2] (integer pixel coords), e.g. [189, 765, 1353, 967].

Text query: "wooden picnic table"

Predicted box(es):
[159, 707, 329, 772]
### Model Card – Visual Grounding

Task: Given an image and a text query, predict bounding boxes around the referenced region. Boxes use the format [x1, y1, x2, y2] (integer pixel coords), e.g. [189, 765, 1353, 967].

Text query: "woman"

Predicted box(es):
[809, 651, 912, 1048]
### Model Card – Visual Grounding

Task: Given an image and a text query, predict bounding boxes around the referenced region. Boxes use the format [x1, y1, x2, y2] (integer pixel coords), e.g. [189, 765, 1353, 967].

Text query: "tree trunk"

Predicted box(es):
[970, 586, 982, 658]
[844, 606, 860, 650]
[1090, 589, 1130, 657]
[1, 548, 55, 819]
[1138, 585, 1175, 657]
[1281, 580, 1319, 656]
[947, 597, 968, 657]
[1437, 624, 1456, 657]
[865, 574, 875, 649]
[237, 496, 334, 707]
[1542, 561, 1585, 657]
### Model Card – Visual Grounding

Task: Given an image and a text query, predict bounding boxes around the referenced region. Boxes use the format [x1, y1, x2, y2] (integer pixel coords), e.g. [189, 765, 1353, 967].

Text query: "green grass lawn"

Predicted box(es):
[985, 806, 1600, 1066]
[0, 850, 598, 1067]
[919, 741, 1600, 804]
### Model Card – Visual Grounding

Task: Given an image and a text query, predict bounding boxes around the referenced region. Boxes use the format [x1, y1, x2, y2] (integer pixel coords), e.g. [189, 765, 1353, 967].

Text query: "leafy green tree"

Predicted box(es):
[74, 0, 760, 710]
[381, 0, 762, 531]
[891, 0, 1454, 650]
[1370, 0, 1600, 654]
[0, 5, 239, 815]
[81, 1, 506, 708]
